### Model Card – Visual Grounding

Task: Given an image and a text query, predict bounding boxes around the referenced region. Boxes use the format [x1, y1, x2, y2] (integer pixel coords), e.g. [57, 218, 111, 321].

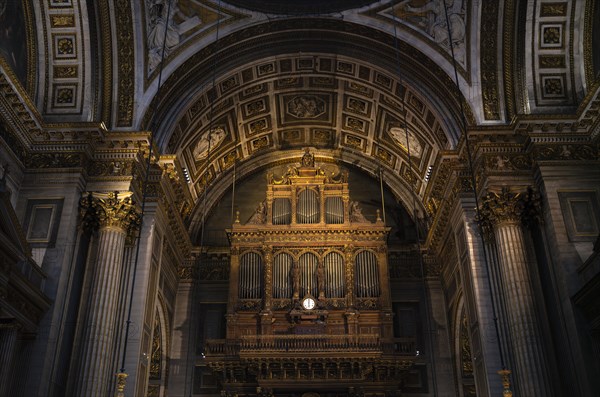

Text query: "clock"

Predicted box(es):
[302, 297, 316, 310]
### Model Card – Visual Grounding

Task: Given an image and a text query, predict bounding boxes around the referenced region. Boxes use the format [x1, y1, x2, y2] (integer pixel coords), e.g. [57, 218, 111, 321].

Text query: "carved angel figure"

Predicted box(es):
[247, 201, 266, 225]
[349, 201, 368, 223]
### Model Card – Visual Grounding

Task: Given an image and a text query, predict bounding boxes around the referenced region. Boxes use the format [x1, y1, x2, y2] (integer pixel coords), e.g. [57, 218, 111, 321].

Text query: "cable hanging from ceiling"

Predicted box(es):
[389, 3, 439, 396]
[115, 0, 174, 396]
[184, 1, 224, 396]
[444, 0, 513, 394]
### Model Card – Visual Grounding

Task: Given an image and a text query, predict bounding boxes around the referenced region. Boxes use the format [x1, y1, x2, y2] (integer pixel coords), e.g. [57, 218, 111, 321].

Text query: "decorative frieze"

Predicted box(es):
[533, 144, 597, 161]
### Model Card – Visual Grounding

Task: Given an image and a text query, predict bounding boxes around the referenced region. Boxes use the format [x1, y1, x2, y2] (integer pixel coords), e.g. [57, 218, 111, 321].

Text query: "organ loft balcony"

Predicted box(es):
[202, 151, 419, 394]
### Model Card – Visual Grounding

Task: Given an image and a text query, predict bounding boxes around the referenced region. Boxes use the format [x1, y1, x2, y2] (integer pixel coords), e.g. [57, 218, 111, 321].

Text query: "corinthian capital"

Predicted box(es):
[79, 191, 140, 232]
[479, 187, 526, 225]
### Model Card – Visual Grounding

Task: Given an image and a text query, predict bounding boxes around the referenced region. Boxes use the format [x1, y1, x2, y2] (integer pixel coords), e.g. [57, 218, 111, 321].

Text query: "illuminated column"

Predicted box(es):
[344, 246, 359, 338]
[262, 245, 273, 311]
[481, 188, 554, 397]
[342, 193, 350, 225]
[266, 185, 273, 225]
[344, 245, 355, 308]
[260, 246, 274, 335]
[319, 185, 326, 224]
[291, 186, 297, 224]
[344, 244, 359, 338]
[74, 192, 139, 397]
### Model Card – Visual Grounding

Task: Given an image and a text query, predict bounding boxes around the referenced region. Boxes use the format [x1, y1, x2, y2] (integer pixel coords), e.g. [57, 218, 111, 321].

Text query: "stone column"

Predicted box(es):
[481, 188, 554, 397]
[73, 191, 140, 397]
[0, 321, 19, 397]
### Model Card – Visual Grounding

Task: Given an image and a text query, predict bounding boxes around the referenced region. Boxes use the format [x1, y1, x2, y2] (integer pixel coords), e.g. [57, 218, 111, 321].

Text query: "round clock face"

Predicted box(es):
[302, 297, 316, 310]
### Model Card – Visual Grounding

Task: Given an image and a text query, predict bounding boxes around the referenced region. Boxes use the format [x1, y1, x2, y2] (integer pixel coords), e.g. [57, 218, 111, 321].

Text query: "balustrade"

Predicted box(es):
[205, 335, 416, 355]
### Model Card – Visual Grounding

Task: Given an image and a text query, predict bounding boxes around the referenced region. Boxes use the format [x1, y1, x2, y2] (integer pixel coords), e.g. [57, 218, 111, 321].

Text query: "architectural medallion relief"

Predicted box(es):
[192, 127, 227, 160]
[388, 127, 424, 158]
[286, 95, 326, 119]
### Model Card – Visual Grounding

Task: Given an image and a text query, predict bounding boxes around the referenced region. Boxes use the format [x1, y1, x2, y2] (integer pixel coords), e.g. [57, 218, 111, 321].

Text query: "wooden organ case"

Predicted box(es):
[204, 151, 416, 397]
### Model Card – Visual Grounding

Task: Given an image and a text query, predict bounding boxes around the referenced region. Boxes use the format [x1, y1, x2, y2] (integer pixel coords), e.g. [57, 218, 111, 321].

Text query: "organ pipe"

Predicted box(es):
[273, 253, 293, 298]
[299, 253, 318, 296]
[355, 250, 380, 297]
[326, 197, 344, 224]
[239, 252, 263, 299]
[324, 252, 345, 297]
[272, 198, 291, 225]
[297, 189, 319, 224]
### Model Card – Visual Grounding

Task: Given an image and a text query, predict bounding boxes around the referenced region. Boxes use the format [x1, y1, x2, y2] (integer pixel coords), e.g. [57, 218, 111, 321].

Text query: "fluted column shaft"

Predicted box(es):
[74, 191, 139, 397]
[483, 188, 554, 397]
[75, 226, 127, 396]
[0, 323, 18, 397]
[494, 220, 553, 396]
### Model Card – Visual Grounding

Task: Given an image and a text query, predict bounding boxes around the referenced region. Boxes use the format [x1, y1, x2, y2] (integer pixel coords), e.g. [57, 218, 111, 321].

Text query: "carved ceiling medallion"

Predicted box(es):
[192, 127, 227, 160]
[389, 127, 424, 158]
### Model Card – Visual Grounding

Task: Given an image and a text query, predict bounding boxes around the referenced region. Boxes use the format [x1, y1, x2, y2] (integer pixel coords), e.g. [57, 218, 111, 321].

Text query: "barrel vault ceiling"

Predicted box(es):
[4, 0, 599, 227]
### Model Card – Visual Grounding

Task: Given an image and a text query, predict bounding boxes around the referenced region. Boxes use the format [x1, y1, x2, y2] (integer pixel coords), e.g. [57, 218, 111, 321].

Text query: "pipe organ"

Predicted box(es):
[204, 151, 416, 396]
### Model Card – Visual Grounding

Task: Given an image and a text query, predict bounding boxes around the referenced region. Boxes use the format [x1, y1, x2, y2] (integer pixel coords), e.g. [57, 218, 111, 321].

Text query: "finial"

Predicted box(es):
[497, 369, 513, 397]
[235, 210, 240, 224]
[376, 209, 382, 222]
[115, 372, 128, 397]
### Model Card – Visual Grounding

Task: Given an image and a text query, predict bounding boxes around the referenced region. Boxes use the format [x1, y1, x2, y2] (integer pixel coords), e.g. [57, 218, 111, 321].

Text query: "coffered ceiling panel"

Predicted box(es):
[164, 53, 454, 203]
